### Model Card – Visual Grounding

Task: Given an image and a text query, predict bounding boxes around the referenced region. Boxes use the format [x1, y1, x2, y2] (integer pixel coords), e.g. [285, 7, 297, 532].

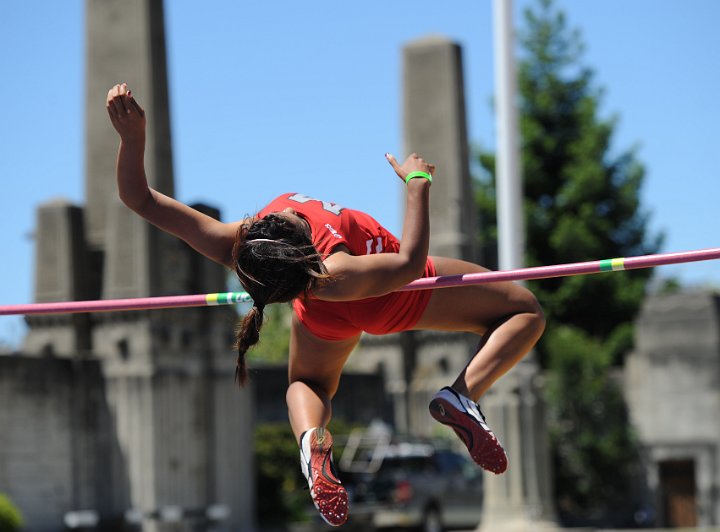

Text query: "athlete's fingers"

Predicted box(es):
[106, 85, 118, 113]
[106, 103, 117, 124]
[108, 88, 124, 117]
[108, 84, 129, 116]
[105, 87, 115, 110]
[105, 94, 116, 120]
[128, 92, 145, 117]
[106, 105, 115, 128]
[115, 83, 130, 114]
[385, 153, 406, 178]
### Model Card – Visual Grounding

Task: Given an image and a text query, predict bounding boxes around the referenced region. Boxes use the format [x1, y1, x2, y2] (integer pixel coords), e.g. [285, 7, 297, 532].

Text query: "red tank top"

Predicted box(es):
[257, 193, 399, 257]
[256, 193, 434, 340]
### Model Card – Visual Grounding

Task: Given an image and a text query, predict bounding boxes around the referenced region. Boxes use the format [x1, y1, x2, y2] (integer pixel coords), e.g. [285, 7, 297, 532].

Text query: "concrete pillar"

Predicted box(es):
[403, 36, 478, 262]
[83, 0, 255, 528]
[401, 34, 557, 531]
[387, 37, 482, 438]
[102, 196, 193, 299]
[480, 362, 557, 530]
[84, 0, 174, 249]
[31, 200, 89, 303]
[24, 200, 92, 355]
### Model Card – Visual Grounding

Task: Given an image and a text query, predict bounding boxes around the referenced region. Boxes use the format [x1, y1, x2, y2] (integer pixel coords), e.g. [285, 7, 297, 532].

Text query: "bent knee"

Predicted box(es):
[507, 284, 545, 325]
[519, 291, 546, 337]
[287, 376, 339, 402]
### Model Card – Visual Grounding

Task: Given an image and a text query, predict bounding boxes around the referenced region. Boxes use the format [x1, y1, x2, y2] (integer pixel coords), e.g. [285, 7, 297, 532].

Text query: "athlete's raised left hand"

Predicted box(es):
[385, 152, 436, 183]
[106, 83, 146, 144]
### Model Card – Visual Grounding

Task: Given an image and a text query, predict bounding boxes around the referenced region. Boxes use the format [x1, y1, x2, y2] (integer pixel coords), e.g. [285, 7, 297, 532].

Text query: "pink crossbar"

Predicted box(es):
[1, 247, 718, 316]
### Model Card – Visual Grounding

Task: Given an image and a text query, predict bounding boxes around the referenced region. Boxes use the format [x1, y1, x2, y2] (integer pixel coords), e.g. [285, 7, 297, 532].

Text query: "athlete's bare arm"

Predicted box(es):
[316, 153, 434, 301]
[106, 83, 241, 267]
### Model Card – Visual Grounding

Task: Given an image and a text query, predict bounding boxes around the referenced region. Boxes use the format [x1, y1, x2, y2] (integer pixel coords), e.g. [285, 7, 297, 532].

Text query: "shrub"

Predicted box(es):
[0, 494, 23, 532]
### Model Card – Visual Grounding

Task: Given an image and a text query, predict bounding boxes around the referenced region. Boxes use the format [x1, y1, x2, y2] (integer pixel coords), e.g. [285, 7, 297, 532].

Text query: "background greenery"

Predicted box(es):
[0, 494, 22, 532]
[475, 0, 661, 524]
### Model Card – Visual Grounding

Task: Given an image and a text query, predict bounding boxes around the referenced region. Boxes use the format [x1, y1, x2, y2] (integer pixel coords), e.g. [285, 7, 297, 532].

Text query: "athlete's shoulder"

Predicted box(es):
[266, 192, 297, 204]
[257, 192, 296, 216]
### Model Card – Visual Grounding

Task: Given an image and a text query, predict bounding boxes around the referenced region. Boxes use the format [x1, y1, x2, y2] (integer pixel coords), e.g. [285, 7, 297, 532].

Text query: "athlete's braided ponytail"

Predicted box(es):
[230, 213, 330, 387]
[233, 302, 265, 386]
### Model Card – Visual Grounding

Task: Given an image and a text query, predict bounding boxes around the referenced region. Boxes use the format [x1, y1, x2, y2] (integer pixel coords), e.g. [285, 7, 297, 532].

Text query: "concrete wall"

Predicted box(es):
[625, 291, 720, 527]
[403, 36, 477, 262]
[0, 353, 382, 531]
[0, 353, 255, 532]
[0, 356, 122, 532]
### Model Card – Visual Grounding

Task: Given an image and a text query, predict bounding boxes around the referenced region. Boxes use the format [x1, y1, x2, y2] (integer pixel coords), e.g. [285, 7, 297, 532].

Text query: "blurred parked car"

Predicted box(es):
[339, 436, 484, 532]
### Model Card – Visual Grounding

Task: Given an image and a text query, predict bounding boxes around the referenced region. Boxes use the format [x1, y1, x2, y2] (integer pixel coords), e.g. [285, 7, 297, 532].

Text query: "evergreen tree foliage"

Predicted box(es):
[479, 0, 662, 349]
[475, 0, 661, 521]
[544, 324, 643, 523]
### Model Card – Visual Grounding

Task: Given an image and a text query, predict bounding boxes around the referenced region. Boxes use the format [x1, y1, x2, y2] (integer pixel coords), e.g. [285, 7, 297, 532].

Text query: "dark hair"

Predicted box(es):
[230, 213, 330, 386]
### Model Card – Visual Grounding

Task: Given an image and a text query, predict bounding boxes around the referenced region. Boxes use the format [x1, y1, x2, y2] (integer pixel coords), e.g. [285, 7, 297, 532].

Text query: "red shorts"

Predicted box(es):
[293, 258, 436, 341]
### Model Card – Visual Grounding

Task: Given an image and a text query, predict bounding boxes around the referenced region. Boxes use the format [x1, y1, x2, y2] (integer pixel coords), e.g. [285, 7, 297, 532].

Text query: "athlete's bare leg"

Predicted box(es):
[413, 256, 545, 402]
[286, 314, 361, 443]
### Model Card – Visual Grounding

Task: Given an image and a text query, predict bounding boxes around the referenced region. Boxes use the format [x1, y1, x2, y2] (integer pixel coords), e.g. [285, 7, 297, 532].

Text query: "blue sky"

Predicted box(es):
[1, 0, 718, 347]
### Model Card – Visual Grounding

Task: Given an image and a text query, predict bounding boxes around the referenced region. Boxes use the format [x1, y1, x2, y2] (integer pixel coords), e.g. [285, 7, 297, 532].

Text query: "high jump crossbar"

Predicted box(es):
[1, 247, 718, 317]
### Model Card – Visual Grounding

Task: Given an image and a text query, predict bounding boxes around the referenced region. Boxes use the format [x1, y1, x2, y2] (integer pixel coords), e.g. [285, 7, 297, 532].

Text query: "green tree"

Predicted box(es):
[544, 324, 643, 522]
[0, 494, 23, 532]
[247, 303, 293, 363]
[476, 0, 660, 521]
[254, 423, 308, 524]
[228, 270, 293, 364]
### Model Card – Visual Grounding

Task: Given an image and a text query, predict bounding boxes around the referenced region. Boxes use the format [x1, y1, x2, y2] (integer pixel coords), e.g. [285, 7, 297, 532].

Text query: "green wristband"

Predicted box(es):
[404, 171, 433, 184]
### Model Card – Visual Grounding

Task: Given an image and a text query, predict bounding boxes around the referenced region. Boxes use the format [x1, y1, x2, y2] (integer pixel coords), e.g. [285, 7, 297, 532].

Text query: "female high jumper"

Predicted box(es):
[106, 83, 545, 527]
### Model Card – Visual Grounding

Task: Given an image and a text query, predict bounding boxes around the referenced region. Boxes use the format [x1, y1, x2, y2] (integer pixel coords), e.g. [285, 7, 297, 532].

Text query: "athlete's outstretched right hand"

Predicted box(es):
[106, 83, 146, 144]
[385, 152, 436, 183]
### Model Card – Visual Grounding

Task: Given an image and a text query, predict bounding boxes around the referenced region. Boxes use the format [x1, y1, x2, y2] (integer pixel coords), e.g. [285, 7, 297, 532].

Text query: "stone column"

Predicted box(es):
[388, 37, 480, 436]
[479, 361, 557, 530]
[24, 200, 92, 355]
[402, 35, 557, 531]
[403, 36, 478, 262]
[83, 1, 254, 529]
[84, 0, 174, 250]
